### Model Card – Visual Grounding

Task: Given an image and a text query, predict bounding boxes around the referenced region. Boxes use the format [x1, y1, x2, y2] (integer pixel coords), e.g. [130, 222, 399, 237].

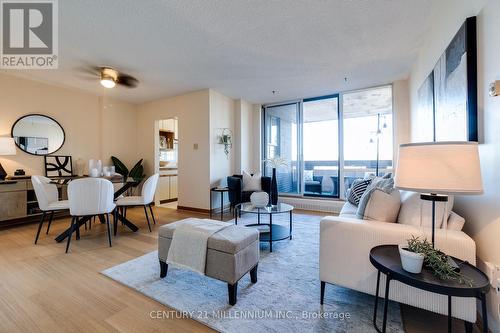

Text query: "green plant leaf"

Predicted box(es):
[129, 159, 145, 181]
[111, 156, 128, 177]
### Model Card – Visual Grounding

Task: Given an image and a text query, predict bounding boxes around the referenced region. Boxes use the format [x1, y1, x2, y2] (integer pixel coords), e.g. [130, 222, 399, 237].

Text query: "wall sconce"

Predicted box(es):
[489, 80, 500, 97]
[217, 128, 232, 158]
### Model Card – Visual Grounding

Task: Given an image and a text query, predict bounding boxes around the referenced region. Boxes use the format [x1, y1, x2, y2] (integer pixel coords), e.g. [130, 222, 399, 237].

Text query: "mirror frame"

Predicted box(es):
[11, 113, 66, 156]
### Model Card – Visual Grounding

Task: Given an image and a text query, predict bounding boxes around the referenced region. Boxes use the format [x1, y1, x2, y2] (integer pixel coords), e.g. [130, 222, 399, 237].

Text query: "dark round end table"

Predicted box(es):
[210, 187, 230, 221]
[370, 245, 490, 333]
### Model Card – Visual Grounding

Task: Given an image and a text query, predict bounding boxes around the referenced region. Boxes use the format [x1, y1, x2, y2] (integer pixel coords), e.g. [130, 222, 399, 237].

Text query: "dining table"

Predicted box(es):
[54, 175, 141, 243]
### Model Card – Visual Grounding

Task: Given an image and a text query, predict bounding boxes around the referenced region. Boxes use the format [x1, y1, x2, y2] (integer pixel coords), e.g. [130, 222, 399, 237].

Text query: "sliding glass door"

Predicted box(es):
[263, 85, 393, 199]
[342, 86, 393, 191]
[263, 103, 300, 194]
[302, 95, 339, 197]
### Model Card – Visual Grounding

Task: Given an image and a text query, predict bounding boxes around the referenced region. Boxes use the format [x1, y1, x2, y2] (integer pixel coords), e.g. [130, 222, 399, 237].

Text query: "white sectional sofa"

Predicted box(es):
[319, 191, 477, 322]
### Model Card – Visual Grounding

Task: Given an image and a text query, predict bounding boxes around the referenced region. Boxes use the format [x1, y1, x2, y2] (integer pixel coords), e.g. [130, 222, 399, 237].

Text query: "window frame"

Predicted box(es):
[262, 84, 394, 200]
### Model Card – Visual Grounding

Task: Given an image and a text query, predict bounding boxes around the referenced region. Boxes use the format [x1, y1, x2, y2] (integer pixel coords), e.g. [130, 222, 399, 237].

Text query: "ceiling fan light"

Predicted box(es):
[100, 74, 116, 88]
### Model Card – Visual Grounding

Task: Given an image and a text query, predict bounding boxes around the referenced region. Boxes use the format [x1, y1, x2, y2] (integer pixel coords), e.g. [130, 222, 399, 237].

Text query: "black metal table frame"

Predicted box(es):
[210, 187, 230, 221]
[234, 204, 292, 252]
[371, 253, 489, 333]
[54, 180, 140, 243]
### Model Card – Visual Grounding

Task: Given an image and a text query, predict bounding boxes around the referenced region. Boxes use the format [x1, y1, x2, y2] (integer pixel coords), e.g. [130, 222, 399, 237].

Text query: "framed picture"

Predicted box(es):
[416, 72, 435, 142]
[44, 155, 73, 177]
[433, 16, 477, 142]
[416, 16, 477, 142]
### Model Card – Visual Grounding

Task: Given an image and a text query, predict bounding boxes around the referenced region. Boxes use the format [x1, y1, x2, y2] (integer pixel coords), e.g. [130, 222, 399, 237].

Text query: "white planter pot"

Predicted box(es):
[398, 245, 425, 274]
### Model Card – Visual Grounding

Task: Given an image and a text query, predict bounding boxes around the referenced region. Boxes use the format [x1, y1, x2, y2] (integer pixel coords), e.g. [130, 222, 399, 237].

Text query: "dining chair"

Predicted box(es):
[115, 173, 159, 232]
[31, 175, 69, 244]
[66, 178, 116, 253]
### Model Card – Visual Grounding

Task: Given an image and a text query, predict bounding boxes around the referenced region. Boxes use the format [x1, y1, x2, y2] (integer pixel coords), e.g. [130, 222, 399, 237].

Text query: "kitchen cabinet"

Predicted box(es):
[157, 174, 178, 202]
[169, 175, 178, 199]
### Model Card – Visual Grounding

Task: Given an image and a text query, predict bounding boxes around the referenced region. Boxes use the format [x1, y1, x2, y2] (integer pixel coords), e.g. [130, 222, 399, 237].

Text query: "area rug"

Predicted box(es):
[102, 213, 404, 333]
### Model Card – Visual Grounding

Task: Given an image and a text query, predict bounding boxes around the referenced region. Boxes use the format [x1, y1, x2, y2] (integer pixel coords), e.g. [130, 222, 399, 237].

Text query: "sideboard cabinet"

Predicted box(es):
[0, 179, 67, 227]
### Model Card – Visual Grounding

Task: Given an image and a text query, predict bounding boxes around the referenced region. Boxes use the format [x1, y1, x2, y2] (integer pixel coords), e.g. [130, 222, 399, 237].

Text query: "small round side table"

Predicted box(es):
[369, 245, 490, 333]
[210, 187, 230, 221]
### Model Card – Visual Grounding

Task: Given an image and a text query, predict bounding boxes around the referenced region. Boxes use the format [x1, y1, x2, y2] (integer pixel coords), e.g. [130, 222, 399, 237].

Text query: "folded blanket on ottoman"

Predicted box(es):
[166, 218, 230, 274]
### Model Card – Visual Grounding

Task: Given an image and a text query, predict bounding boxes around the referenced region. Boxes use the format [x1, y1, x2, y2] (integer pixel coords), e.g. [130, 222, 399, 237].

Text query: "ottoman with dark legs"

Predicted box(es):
[158, 219, 259, 305]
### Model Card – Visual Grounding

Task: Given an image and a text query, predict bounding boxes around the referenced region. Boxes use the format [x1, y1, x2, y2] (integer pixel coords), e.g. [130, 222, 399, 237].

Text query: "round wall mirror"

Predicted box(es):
[11, 114, 65, 155]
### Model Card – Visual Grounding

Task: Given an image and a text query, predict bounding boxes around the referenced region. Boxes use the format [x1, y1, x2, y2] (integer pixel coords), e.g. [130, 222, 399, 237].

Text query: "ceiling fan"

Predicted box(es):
[82, 66, 139, 89]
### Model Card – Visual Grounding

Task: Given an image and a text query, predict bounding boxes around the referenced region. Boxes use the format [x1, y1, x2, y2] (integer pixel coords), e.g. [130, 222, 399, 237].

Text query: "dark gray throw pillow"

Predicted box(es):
[347, 179, 372, 206]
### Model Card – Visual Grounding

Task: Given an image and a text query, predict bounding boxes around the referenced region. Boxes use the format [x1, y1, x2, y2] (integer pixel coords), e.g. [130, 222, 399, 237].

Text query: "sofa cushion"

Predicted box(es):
[358, 188, 401, 223]
[339, 201, 358, 218]
[447, 211, 465, 231]
[242, 171, 262, 192]
[397, 191, 454, 229]
[159, 219, 259, 254]
[347, 179, 371, 206]
[356, 177, 395, 218]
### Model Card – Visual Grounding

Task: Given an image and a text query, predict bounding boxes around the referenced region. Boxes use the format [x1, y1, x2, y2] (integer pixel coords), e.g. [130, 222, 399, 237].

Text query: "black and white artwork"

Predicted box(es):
[416, 16, 477, 142]
[44, 155, 73, 177]
[416, 72, 435, 142]
[433, 17, 477, 142]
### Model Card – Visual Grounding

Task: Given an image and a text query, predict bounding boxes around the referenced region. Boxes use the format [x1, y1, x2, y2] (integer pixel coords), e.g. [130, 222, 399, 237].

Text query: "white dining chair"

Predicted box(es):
[115, 173, 159, 232]
[66, 178, 116, 253]
[31, 175, 69, 244]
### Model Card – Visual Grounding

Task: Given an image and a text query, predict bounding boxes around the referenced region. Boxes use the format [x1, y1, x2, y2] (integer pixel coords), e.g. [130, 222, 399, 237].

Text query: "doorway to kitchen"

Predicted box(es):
[155, 117, 178, 209]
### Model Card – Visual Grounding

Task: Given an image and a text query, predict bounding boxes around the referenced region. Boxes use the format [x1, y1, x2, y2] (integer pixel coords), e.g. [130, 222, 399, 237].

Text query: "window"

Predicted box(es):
[302, 96, 339, 197]
[263, 85, 393, 198]
[263, 103, 300, 194]
[342, 86, 393, 192]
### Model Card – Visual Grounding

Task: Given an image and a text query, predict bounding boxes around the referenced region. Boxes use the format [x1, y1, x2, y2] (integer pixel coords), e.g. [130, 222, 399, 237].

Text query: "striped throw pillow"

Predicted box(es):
[347, 179, 372, 206]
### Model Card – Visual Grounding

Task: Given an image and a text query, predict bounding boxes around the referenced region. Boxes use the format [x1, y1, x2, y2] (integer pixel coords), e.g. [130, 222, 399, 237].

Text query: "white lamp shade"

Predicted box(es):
[395, 142, 482, 195]
[0, 138, 16, 156]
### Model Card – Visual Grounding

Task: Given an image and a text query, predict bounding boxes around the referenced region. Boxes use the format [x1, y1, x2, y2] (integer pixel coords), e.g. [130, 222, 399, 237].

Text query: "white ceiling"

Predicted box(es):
[2, 0, 435, 104]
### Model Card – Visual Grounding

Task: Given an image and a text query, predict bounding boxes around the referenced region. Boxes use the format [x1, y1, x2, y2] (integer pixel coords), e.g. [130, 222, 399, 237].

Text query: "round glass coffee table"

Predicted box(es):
[234, 202, 294, 252]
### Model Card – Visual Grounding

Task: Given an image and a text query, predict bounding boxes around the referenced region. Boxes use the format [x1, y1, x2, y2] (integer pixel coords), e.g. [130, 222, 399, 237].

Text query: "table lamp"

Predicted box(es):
[394, 142, 483, 247]
[0, 137, 17, 180]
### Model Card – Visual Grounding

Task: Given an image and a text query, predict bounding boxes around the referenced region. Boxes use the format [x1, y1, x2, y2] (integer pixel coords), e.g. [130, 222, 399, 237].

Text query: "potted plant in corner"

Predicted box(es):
[264, 157, 288, 206]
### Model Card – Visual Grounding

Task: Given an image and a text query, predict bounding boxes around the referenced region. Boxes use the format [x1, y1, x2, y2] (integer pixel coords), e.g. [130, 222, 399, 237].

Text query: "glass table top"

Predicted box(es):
[237, 202, 294, 214]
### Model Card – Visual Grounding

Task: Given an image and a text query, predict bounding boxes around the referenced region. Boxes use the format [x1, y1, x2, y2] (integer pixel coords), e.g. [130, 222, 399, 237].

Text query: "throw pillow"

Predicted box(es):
[397, 191, 454, 228]
[356, 177, 395, 218]
[242, 171, 262, 192]
[347, 179, 372, 206]
[446, 211, 465, 231]
[304, 170, 314, 182]
[359, 188, 401, 223]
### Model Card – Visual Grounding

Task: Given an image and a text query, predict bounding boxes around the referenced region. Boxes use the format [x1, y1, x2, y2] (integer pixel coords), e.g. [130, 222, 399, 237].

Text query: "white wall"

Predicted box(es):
[392, 79, 411, 166]
[408, 1, 499, 329]
[137, 89, 211, 210]
[252, 104, 262, 173]
[209, 90, 236, 208]
[234, 99, 258, 174]
[0, 73, 138, 176]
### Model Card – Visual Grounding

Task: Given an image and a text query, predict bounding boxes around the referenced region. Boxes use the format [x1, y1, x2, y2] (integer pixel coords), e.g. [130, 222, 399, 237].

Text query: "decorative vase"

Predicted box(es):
[89, 159, 102, 176]
[271, 167, 278, 206]
[75, 158, 85, 177]
[250, 192, 269, 208]
[398, 245, 424, 274]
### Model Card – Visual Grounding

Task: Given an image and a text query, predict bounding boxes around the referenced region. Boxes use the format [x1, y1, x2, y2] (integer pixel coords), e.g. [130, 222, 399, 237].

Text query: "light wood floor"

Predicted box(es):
[0, 207, 474, 333]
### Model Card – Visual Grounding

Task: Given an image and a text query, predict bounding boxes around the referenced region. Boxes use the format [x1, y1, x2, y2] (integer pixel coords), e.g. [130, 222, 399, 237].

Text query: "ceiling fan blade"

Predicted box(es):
[116, 74, 139, 88]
